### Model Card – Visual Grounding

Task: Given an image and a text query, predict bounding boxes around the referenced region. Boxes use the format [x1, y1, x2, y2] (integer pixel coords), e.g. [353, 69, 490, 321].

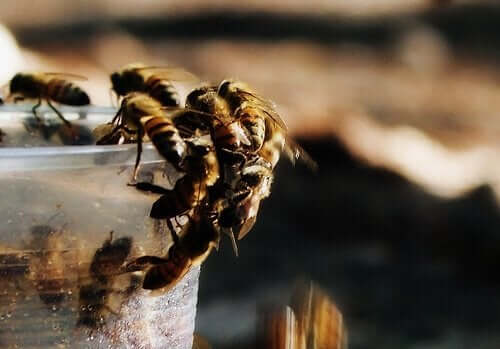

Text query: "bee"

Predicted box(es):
[259, 281, 347, 349]
[77, 231, 133, 329]
[216, 79, 317, 170]
[217, 156, 273, 242]
[258, 306, 298, 349]
[135, 136, 219, 223]
[25, 225, 74, 308]
[110, 63, 197, 107]
[7, 72, 90, 126]
[184, 85, 252, 153]
[105, 92, 188, 179]
[125, 203, 219, 291]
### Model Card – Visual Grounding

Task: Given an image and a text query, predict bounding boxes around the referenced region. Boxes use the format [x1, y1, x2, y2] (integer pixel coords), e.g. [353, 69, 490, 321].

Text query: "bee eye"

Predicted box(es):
[217, 80, 231, 96]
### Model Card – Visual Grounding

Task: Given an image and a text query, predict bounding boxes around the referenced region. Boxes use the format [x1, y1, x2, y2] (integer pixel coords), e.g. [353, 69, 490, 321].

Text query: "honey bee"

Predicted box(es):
[259, 281, 347, 349]
[184, 85, 252, 152]
[105, 92, 188, 179]
[7, 72, 90, 126]
[110, 63, 197, 107]
[26, 225, 74, 308]
[217, 156, 274, 244]
[216, 79, 317, 170]
[77, 232, 133, 329]
[137, 136, 219, 221]
[258, 306, 298, 349]
[125, 204, 219, 291]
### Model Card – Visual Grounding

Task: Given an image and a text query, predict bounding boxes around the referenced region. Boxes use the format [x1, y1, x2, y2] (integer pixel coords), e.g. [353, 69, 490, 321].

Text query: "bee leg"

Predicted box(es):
[46, 100, 71, 126]
[166, 219, 180, 245]
[125, 255, 169, 272]
[31, 98, 43, 123]
[131, 128, 144, 182]
[132, 181, 170, 194]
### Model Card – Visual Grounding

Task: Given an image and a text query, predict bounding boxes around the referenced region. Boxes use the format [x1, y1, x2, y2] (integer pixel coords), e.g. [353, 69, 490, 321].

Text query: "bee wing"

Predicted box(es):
[43, 72, 88, 81]
[284, 137, 318, 172]
[238, 89, 289, 132]
[259, 306, 298, 349]
[133, 66, 200, 82]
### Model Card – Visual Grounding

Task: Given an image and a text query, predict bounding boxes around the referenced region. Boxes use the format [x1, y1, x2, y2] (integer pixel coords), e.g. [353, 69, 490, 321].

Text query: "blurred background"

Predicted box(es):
[1, 0, 500, 347]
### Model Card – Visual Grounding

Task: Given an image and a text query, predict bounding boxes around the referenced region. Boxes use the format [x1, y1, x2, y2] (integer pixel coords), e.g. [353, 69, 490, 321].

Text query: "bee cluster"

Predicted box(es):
[93, 63, 316, 293]
[1, 63, 315, 296]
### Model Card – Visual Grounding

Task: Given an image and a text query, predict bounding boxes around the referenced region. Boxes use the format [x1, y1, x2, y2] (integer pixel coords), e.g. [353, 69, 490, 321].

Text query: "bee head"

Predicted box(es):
[110, 72, 126, 95]
[10, 73, 30, 94]
[185, 86, 209, 108]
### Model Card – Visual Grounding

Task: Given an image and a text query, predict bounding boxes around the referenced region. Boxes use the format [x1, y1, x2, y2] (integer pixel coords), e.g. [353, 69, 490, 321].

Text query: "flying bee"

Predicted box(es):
[7, 72, 90, 126]
[125, 203, 219, 291]
[258, 306, 298, 349]
[290, 281, 348, 349]
[258, 281, 348, 349]
[77, 231, 133, 330]
[110, 62, 198, 107]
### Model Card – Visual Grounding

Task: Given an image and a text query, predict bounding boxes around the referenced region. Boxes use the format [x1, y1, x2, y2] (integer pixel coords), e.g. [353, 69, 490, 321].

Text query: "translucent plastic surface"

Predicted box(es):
[0, 106, 198, 349]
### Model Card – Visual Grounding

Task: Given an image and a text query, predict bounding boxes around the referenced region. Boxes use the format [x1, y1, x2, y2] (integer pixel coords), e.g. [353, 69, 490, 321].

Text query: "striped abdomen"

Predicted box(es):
[214, 121, 251, 150]
[146, 76, 180, 107]
[141, 115, 187, 170]
[150, 175, 208, 219]
[46, 79, 90, 106]
[142, 245, 191, 290]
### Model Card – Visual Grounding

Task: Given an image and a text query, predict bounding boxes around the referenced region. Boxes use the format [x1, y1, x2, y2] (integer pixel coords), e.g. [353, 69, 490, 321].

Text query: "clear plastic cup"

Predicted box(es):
[0, 105, 199, 349]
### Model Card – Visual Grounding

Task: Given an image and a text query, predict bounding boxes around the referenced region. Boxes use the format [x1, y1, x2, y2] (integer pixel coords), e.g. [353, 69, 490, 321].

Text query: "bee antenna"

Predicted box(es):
[228, 229, 239, 257]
